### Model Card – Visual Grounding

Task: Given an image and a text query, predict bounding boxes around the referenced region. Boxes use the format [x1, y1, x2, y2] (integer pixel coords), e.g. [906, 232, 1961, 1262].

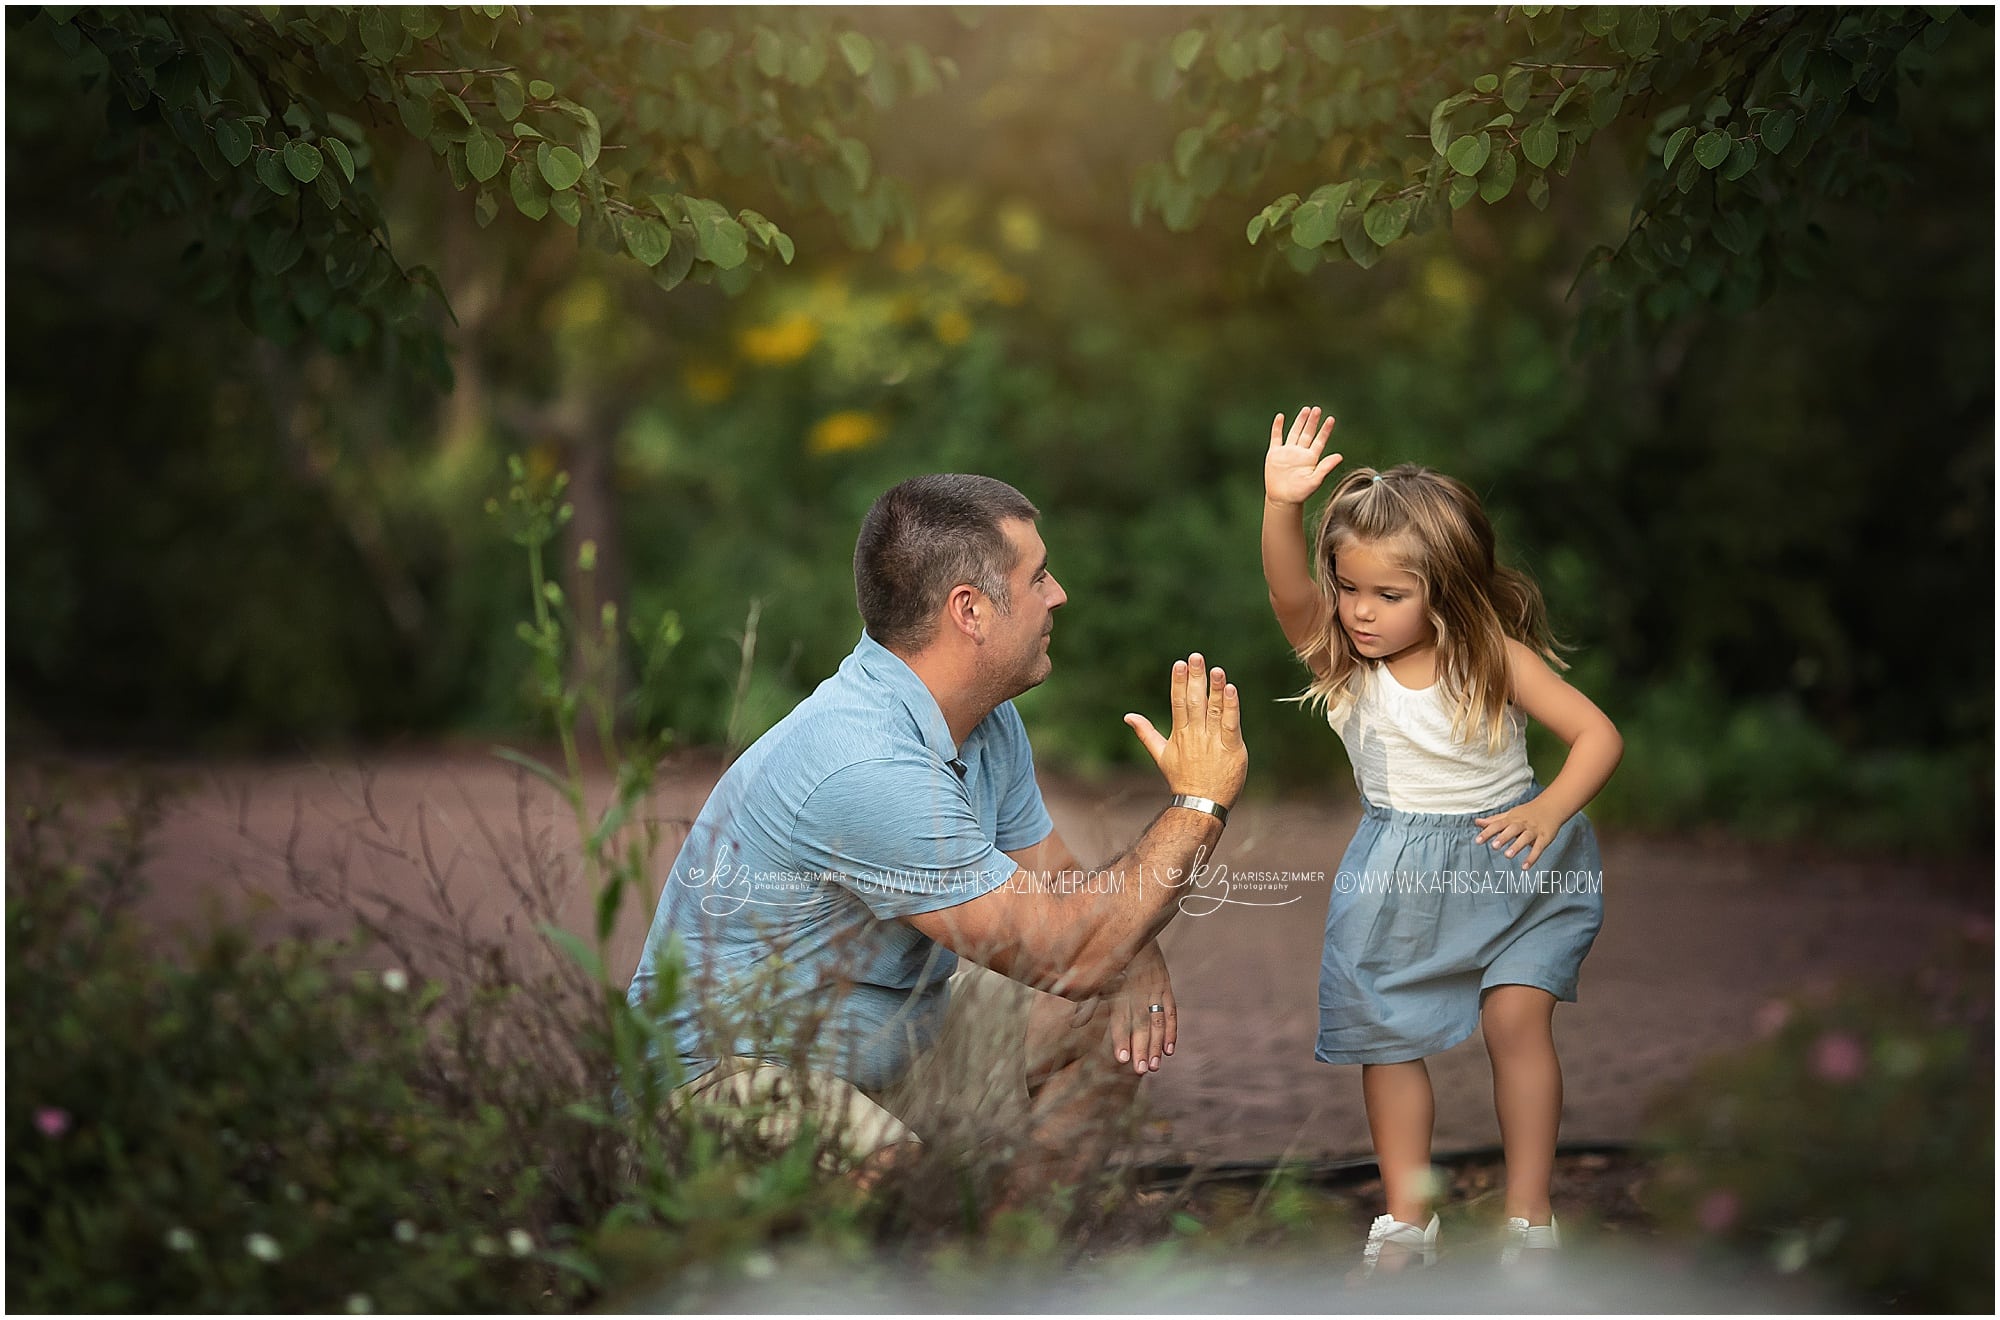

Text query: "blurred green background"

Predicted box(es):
[6, 7, 1992, 854]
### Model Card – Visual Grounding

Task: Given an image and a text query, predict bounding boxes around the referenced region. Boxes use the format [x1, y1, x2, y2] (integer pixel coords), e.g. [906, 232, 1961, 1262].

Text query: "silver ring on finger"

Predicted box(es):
[1148, 1004, 1165, 1013]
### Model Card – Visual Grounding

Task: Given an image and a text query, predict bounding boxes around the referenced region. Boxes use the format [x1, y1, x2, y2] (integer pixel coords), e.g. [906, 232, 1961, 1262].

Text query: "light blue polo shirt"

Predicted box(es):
[627, 630, 1054, 1092]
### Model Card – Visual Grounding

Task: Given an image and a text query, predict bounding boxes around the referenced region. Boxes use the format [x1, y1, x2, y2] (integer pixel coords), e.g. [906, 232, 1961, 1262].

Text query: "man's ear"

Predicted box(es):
[945, 583, 982, 641]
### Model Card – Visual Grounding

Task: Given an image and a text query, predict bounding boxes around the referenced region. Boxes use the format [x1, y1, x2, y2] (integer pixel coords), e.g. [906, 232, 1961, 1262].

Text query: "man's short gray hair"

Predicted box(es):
[854, 475, 1041, 650]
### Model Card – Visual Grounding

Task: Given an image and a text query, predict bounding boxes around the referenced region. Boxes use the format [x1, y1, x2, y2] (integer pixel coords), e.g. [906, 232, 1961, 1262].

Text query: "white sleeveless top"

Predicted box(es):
[1333, 663, 1533, 813]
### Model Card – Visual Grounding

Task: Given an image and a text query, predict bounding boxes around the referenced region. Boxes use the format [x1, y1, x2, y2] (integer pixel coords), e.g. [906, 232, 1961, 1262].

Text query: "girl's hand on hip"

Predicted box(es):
[1264, 406, 1342, 507]
[1473, 802, 1567, 869]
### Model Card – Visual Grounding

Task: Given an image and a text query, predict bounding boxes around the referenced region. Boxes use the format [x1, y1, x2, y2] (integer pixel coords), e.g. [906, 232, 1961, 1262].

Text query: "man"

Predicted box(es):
[626, 473, 1247, 1182]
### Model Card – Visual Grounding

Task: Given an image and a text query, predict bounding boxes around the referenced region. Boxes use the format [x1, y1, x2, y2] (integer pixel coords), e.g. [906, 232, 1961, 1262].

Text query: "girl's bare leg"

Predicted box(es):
[1481, 984, 1561, 1225]
[1361, 1058, 1437, 1227]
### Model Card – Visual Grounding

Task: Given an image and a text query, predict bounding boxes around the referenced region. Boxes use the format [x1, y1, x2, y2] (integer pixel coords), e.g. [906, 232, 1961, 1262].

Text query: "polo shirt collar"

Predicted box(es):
[852, 630, 961, 761]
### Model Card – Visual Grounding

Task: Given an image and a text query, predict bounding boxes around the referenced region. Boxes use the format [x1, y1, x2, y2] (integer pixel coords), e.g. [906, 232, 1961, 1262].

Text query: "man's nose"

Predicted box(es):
[1048, 574, 1068, 608]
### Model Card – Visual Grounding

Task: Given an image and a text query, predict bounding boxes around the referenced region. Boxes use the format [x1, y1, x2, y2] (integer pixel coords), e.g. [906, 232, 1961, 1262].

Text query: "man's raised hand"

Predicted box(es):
[1264, 406, 1342, 507]
[1123, 653, 1248, 807]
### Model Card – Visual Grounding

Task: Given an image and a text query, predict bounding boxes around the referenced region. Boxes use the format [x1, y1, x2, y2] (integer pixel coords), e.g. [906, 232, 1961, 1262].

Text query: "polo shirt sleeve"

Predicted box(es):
[791, 759, 1018, 920]
[989, 701, 1055, 851]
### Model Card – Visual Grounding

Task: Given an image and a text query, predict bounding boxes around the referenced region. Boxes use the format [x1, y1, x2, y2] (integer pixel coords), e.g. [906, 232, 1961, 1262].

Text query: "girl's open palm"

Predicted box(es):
[1265, 407, 1343, 506]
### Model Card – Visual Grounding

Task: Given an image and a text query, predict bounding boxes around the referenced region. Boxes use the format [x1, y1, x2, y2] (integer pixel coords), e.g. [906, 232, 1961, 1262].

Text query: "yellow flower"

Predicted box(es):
[808, 410, 885, 455]
[997, 201, 1043, 253]
[683, 363, 735, 404]
[736, 312, 820, 366]
[932, 309, 972, 345]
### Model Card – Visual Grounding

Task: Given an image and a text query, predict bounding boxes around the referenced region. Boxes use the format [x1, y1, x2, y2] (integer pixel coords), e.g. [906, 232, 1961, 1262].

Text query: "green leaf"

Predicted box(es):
[686, 198, 749, 269]
[493, 72, 524, 121]
[540, 925, 606, 982]
[537, 142, 583, 191]
[838, 31, 874, 76]
[787, 37, 828, 86]
[325, 136, 355, 183]
[254, 148, 294, 195]
[1473, 73, 1499, 94]
[1522, 118, 1559, 169]
[1246, 212, 1267, 244]
[1215, 36, 1252, 80]
[1662, 124, 1694, 169]
[1502, 66, 1534, 113]
[754, 27, 784, 78]
[1478, 147, 1518, 203]
[772, 230, 795, 264]
[1306, 27, 1342, 63]
[1255, 25, 1285, 72]
[358, 7, 400, 62]
[1446, 132, 1491, 176]
[397, 93, 432, 139]
[214, 118, 253, 167]
[512, 121, 543, 139]
[550, 187, 582, 226]
[1448, 174, 1478, 210]
[620, 214, 672, 267]
[282, 139, 322, 182]
[198, 35, 232, 86]
[555, 99, 602, 167]
[1173, 127, 1205, 177]
[1429, 91, 1474, 156]
[528, 78, 555, 100]
[1760, 108, 1796, 153]
[474, 187, 499, 228]
[1722, 136, 1758, 181]
[466, 128, 505, 182]
[694, 29, 732, 69]
[837, 137, 871, 190]
[1692, 130, 1731, 169]
[1361, 196, 1413, 245]
[1170, 29, 1206, 71]
[509, 161, 549, 219]
[1290, 198, 1334, 248]
[1527, 173, 1551, 210]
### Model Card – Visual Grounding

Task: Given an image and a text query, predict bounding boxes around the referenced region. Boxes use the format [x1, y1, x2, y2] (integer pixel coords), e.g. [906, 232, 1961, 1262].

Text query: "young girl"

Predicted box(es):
[1260, 406, 1622, 1277]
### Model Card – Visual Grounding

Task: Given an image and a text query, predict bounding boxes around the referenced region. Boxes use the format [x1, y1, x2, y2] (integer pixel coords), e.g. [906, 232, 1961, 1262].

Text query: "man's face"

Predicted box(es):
[981, 518, 1067, 695]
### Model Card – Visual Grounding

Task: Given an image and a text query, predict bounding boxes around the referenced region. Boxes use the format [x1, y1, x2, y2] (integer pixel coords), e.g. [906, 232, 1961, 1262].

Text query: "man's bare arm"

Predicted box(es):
[906, 653, 1244, 1000]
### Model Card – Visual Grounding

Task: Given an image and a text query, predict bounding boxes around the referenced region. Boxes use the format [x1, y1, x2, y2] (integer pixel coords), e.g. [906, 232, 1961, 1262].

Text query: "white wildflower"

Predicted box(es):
[506, 1229, 534, 1257]
[244, 1232, 282, 1263]
[164, 1227, 197, 1253]
[741, 1250, 777, 1280]
[472, 1234, 499, 1257]
[393, 1220, 418, 1244]
[380, 968, 409, 993]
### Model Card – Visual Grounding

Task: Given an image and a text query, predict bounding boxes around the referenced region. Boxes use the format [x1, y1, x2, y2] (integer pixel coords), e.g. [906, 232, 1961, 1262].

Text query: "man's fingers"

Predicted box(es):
[1123, 712, 1167, 764]
[1207, 666, 1227, 724]
[1182, 654, 1206, 731]
[1169, 658, 1190, 731]
[1223, 682, 1241, 740]
[1164, 1002, 1178, 1057]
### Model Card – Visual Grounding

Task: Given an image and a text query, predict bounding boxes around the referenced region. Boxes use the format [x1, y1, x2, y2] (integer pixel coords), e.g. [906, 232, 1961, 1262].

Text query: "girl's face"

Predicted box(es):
[1332, 537, 1434, 662]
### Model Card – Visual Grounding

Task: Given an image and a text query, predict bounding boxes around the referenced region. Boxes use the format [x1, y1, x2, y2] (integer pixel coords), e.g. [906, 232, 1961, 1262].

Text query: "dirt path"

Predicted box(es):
[26, 748, 1988, 1166]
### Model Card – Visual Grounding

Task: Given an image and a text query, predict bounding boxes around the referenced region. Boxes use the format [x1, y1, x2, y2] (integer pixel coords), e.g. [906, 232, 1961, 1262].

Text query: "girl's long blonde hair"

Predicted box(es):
[1293, 463, 1564, 750]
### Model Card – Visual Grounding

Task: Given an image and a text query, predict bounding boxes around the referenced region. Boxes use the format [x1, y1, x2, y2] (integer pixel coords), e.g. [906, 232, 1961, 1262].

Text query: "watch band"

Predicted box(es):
[1168, 794, 1229, 826]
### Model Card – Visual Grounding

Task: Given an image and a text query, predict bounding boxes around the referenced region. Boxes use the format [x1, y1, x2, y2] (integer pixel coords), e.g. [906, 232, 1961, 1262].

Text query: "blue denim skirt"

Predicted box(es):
[1316, 781, 1605, 1065]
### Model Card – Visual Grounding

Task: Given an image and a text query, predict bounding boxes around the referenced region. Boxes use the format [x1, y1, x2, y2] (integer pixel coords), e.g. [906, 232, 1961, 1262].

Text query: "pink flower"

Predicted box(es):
[1697, 1189, 1740, 1233]
[34, 1107, 70, 1138]
[1752, 999, 1792, 1040]
[1812, 1031, 1867, 1082]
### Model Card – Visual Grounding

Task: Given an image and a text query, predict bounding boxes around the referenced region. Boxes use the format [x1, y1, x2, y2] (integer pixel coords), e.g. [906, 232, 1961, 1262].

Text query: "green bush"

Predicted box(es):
[4, 799, 579, 1313]
[1641, 925, 1994, 1311]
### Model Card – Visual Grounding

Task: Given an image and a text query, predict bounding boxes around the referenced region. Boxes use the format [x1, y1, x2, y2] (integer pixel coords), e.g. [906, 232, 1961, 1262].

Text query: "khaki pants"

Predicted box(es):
[673, 961, 1041, 1164]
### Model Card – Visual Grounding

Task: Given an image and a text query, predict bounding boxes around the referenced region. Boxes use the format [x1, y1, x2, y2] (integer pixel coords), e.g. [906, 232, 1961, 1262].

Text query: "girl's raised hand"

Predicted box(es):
[1264, 406, 1343, 507]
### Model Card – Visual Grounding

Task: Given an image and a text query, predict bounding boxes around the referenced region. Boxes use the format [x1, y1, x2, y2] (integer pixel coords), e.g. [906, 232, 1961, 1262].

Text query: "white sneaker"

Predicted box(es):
[1499, 1212, 1561, 1266]
[1356, 1213, 1439, 1277]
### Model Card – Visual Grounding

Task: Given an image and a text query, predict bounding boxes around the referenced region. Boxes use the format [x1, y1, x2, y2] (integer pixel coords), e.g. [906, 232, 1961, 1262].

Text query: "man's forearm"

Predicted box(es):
[1042, 806, 1220, 1000]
